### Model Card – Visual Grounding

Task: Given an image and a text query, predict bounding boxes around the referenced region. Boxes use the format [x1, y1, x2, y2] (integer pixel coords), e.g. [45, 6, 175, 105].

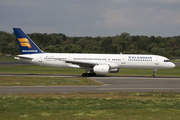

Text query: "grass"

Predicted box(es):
[0, 76, 102, 86]
[0, 65, 180, 77]
[110, 66, 180, 77]
[0, 56, 19, 62]
[171, 60, 180, 62]
[0, 65, 84, 75]
[0, 57, 179, 119]
[0, 92, 180, 120]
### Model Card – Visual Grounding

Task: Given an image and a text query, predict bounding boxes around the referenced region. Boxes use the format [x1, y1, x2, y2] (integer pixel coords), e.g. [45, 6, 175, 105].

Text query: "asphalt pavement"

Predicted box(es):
[0, 74, 180, 93]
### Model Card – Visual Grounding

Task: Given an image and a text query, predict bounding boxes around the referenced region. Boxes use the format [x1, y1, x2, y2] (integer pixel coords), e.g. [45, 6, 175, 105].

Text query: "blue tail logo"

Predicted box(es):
[13, 28, 43, 54]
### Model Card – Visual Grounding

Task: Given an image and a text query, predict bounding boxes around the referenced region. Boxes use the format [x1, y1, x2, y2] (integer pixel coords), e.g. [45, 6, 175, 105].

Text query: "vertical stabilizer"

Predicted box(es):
[13, 28, 43, 54]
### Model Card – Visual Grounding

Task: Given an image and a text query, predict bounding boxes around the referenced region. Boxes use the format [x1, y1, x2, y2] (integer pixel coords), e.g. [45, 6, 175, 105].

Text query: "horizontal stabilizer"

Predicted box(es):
[14, 56, 34, 60]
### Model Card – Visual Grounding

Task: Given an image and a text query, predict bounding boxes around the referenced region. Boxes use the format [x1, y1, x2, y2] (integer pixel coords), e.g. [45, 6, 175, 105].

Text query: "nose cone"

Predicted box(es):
[170, 62, 176, 68]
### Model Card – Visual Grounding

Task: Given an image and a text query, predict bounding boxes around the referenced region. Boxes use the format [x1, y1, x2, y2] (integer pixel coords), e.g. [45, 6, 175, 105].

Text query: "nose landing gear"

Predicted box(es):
[152, 69, 158, 77]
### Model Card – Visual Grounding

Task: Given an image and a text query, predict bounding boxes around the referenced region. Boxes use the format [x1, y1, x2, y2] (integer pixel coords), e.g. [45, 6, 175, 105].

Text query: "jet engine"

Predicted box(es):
[93, 65, 110, 74]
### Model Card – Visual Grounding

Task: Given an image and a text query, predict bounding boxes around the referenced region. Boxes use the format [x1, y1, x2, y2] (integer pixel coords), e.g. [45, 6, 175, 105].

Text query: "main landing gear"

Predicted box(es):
[82, 68, 96, 77]
[82, 73, 96, 77]
[152, 69, 158, 77]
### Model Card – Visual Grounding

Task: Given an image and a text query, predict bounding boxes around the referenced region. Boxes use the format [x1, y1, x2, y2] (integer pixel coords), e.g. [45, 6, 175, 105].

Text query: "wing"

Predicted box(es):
[56, 59, 119, 69]
[56, 59, 99, 67]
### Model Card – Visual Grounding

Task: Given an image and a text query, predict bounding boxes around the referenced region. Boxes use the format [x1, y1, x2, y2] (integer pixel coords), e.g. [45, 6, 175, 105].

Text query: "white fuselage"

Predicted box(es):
[16, 53, 175, 70]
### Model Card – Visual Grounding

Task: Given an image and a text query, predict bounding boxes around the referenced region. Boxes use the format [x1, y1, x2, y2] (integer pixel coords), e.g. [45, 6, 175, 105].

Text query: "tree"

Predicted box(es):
[120, 32, 131, 41]
[167, 38, 178, 47]
[55, 37, 62, 45]
[150, 36, 155, 43]
[101, 37, 112, 47]
[72, 37, 78, 44]
[158, 48, 166, 56]
[62, 34, 67, 41]
[151, 47, 159, 55]
[151, 47, 166, 56]
[131, 35, 140, 42]
[0, 30, 180, 58]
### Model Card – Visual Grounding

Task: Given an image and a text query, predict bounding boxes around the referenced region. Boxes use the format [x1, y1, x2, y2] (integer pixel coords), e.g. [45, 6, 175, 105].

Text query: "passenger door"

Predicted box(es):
[155, 58, 159, 65]
[39, 56, 43, 63]
[121, 56, 126, 64]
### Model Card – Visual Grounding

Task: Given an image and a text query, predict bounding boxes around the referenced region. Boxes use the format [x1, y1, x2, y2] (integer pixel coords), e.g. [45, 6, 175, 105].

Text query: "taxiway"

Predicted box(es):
[0, 74, 180, 93]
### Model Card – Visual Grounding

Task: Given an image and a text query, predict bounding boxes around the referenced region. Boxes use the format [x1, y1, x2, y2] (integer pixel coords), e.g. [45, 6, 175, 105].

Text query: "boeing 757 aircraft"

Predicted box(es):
[13, 28, 175, 77]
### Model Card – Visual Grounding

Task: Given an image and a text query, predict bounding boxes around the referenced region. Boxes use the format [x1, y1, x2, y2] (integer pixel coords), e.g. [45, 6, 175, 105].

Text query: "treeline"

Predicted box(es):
[0, 31, 180, 59]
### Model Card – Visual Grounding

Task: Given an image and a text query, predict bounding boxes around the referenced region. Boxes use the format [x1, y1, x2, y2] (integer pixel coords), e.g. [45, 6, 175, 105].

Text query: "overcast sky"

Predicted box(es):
[1, 0, 180, 37]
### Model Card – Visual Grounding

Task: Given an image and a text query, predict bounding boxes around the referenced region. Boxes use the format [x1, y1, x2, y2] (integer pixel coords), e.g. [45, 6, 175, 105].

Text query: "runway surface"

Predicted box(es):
[0, 74, 180, 93]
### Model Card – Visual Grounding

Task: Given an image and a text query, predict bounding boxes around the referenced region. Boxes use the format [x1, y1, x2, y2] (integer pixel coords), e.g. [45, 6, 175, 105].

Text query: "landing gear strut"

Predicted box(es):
[82, 68, 96, 77]
[152, 69, 158, 77]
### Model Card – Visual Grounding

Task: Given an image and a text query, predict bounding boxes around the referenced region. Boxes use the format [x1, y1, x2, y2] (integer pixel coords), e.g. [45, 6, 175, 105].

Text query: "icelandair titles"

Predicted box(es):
[22, 50, 38, 52]
[128, 56, 152, 59]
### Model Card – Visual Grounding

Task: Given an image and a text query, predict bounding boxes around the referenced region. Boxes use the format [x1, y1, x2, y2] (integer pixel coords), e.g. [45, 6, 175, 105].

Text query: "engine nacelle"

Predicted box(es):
[93, 65, 110, 74]
[110, 68, 119, 73]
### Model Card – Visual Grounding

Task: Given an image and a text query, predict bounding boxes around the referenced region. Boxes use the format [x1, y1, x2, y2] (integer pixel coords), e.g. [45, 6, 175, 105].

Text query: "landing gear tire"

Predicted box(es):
[92, 73, 96, 76]
[82, 73, 96, 77]
[82, 73, 86, 77]
[86, 73, 90, 77]
[152, 75, 155, 78]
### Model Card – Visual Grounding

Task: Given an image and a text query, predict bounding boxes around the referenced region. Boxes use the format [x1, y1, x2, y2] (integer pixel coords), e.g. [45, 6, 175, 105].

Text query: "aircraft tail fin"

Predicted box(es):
[13, 28, 43, 54]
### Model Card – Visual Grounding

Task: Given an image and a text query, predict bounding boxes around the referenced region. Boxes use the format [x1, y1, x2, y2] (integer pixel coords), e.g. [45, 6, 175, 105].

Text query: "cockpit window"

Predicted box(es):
[164, 60, 170, 62]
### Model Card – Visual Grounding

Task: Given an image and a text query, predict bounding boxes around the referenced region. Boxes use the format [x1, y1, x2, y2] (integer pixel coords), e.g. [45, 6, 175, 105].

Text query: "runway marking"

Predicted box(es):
[97, 88, 180, 90]
[93, 77, 180, 81]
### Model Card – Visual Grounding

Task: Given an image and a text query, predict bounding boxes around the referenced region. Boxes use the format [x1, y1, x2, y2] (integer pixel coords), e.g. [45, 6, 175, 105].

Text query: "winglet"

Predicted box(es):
[13, 28, 43, 54]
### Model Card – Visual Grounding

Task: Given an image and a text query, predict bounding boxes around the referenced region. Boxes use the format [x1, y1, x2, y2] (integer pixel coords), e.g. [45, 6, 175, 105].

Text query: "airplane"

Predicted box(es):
[13, 28, 175, 77]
